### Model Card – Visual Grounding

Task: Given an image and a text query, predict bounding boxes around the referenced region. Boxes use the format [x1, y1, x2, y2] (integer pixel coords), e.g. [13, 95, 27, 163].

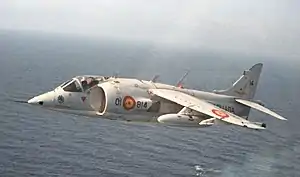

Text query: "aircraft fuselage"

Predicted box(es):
[87, 78, 249, 121]
[28, 77, 249, 122]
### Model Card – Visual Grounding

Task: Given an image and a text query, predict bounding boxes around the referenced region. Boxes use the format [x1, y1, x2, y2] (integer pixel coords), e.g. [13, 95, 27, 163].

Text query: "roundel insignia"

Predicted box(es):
[212, 109, 229, 119]
[58, 95, 64, 104]
[123, 96, 136, 110]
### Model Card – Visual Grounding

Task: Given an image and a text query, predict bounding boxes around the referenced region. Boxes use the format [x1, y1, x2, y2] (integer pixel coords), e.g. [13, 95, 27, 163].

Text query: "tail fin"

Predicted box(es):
[213, 63, 263, 99]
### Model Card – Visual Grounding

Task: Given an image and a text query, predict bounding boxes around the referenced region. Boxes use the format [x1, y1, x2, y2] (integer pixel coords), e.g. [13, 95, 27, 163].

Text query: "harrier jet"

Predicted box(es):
[28, 63, 287, 130]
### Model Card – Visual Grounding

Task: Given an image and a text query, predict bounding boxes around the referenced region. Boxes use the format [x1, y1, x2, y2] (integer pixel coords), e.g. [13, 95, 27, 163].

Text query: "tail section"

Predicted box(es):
[214, 63, 263, 99]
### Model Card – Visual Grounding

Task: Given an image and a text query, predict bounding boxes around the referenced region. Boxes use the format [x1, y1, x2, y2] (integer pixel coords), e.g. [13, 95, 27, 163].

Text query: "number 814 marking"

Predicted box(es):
[136, 101, 148, 109]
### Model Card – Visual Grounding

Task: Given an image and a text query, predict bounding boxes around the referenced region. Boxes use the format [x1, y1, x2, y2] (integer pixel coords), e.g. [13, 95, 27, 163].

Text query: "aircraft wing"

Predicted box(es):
[149, 89, 265, 130]
[235, 99, 287, 120]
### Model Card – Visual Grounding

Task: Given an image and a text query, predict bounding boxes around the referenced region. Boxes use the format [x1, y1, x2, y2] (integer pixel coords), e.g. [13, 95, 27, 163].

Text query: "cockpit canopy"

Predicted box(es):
[58, 75, 112, 92]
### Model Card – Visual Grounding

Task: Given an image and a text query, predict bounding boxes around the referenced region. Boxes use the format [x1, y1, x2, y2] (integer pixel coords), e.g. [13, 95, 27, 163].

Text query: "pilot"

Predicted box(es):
[84, 77, 98, 89]
[89, 80, 98, 88]
[81, 79, 89, 91]
[87, 78, 98, 88]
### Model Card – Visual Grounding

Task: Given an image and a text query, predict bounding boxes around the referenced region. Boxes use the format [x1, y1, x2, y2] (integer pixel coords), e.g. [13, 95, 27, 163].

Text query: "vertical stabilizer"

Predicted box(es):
[214, 63, 263, 100]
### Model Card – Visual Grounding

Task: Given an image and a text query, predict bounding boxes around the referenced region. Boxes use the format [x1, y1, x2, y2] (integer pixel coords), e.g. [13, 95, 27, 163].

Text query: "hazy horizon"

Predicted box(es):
[1, 0, 300, 61]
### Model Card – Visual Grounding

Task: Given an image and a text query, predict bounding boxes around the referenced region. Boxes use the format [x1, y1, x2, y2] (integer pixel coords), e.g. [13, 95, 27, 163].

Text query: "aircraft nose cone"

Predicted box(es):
[27, 97, 44, 105]
[27, 91, 55, 106]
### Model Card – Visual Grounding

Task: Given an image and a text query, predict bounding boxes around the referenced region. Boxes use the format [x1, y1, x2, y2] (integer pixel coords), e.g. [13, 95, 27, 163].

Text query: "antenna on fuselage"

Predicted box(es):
[149, 74, 160, 89]
[176, 70, 190, 88]
[150, 74, 160, 83]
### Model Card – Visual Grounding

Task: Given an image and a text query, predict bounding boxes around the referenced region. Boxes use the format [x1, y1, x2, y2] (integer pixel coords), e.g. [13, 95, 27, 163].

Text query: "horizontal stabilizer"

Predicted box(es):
[235, 99, 287, 121]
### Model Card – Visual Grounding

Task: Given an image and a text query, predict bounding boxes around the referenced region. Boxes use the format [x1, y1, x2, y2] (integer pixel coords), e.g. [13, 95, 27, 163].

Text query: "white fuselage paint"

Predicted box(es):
[88, 78, 248, 121]
[28, 77, 248, 122]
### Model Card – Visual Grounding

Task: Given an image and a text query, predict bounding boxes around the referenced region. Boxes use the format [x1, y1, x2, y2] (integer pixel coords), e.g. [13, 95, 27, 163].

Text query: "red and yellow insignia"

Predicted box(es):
[212, 109, 229, 119]
[123, 96, 136, 110]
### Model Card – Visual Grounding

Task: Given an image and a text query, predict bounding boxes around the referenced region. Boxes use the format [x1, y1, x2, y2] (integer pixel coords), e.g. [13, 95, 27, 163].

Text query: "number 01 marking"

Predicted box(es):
[115, 97, 122, 106]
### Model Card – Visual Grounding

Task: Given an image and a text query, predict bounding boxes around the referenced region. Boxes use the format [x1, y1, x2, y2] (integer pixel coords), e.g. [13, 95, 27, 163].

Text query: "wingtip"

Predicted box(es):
[280, 117, 288, 121]
[275, 115, 288, 121]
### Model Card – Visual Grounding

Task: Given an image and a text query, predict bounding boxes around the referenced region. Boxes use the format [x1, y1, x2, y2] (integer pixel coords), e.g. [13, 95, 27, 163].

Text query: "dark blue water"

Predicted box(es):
[0, 31, 299, 177]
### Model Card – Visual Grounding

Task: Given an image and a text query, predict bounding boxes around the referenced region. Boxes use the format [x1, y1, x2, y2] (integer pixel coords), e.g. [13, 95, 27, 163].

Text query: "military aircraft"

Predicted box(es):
[27, 63, 287, 130]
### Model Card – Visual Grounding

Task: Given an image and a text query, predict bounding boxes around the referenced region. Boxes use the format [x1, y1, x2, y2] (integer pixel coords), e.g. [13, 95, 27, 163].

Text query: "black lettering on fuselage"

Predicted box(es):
[115, 97, 122, 106]
[213, 104, 235, 113]
[136, 101, 148, 109]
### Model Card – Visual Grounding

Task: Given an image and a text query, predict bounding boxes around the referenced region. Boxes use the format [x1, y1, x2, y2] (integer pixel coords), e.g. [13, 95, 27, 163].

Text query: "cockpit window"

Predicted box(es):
[58, 80, 72, 88]
[63, 80, 82, 92]
[81, 77, 99, 91]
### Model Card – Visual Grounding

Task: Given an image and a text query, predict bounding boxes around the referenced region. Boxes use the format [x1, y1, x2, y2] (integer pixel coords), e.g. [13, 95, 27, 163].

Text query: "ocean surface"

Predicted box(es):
[0, 31, 299, 177]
